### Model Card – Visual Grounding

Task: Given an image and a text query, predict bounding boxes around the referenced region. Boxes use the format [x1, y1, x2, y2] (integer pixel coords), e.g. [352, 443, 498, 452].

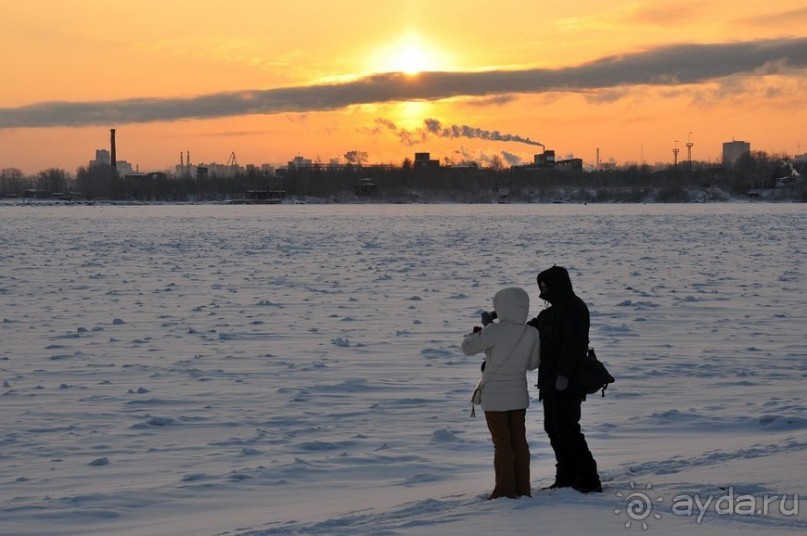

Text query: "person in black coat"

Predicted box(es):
[527, 266, 602, 493]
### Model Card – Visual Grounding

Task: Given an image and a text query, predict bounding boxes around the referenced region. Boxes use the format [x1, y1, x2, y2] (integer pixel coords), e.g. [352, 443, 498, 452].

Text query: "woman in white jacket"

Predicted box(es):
[462, 287, 541, 499]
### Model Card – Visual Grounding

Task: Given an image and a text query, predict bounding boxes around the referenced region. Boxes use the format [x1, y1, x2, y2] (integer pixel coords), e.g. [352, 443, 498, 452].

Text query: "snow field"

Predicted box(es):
[0, 203, 804, 535]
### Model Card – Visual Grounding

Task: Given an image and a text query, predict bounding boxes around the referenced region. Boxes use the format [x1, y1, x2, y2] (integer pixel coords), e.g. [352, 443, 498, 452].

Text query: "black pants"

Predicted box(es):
[542, 393, 599, 486]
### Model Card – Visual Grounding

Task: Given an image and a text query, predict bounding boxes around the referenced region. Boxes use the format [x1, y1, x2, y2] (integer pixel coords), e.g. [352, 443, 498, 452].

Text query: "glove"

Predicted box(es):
[555, 375, 569, 392]
[481, 311, 497, 326]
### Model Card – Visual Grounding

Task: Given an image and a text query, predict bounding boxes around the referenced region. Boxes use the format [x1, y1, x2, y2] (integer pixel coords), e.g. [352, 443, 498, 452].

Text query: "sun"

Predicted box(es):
[367, 33, 451, 76]
[390, 40, 432, 75]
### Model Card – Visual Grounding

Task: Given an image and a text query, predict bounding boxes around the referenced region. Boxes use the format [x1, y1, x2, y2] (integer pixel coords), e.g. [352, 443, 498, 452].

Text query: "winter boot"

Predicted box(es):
[542, 464, 575, 490]
[542, 479, 574, 490]
[572, 477, 603, 493]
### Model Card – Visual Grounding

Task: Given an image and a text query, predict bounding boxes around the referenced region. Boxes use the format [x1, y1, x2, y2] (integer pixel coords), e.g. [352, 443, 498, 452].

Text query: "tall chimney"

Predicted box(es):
[110, 128, 117, 170]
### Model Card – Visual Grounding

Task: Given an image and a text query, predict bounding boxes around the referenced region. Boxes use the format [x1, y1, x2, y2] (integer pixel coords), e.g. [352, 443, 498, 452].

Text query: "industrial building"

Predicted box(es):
[414, 152, 440, 168]
[525, 149, 582, 171]
[723, 140, 751, 166]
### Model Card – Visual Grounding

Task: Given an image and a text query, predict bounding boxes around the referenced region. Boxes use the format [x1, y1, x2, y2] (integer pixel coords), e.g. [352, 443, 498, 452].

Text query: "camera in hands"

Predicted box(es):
[481, 310, 497, 326]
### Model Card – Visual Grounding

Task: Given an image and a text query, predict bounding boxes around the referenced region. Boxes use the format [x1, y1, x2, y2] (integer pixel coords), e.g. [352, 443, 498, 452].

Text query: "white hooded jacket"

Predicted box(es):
[462, 287, 541, 412]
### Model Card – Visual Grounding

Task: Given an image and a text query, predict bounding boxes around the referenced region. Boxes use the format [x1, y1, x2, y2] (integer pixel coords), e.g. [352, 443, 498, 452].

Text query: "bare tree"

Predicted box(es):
[489, 154, 504, 172]
[1, 168, 25, 197]
[37, 168, 67, 194]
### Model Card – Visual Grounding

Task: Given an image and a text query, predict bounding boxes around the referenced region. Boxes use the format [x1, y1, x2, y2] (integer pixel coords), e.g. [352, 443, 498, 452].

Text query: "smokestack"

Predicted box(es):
[110, 128, 117, 170]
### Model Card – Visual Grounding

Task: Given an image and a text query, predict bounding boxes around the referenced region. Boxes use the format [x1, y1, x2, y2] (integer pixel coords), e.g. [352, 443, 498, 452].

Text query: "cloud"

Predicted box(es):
[1, 37, 805, 129]
[739, 7, 807, 27]
[582, 87, 633, 104]
[624, 1, 708, 25]
[462, 95, 518, 107]
[373, 118, 426, 146]
[374, 118, 398, 131]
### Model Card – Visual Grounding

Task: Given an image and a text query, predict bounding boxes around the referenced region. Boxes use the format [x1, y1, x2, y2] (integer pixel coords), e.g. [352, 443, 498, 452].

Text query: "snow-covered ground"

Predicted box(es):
[0, 203, 804, 536]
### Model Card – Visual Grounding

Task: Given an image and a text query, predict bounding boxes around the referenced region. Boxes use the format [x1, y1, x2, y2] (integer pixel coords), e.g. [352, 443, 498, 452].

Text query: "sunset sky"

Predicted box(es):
[1, 0, 805, 175]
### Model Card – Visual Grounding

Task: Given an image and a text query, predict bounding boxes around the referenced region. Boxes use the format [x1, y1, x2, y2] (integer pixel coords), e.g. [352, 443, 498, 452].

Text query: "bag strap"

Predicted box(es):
[471, 326, 530, 418]
[477, 326, 529, 389]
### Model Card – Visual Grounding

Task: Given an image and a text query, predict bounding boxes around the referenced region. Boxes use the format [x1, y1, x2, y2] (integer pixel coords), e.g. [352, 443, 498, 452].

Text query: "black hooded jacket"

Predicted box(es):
[527, 266, 590, 397]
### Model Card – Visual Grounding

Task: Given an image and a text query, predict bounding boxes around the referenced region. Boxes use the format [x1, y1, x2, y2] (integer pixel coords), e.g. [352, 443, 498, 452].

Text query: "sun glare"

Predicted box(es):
[368, 33, 451, 76]
[395, 101, 432, 128]
[392, 43, 431, 75]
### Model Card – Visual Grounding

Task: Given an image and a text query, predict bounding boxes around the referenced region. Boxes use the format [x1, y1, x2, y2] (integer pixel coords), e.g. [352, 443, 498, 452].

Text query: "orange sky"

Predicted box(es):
[1, 0, 805, 175]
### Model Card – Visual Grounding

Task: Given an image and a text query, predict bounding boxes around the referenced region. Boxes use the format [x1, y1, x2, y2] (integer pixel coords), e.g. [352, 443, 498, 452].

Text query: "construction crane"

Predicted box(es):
[226, 152, 238, 167]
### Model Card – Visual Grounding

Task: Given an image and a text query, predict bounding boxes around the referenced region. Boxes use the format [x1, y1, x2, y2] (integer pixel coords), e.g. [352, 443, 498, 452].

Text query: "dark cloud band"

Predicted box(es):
[1, 37, 804, 128]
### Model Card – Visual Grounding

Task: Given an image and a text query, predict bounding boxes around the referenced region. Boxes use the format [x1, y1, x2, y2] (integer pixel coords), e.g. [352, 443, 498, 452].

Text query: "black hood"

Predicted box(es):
[536, 266, 574, 304]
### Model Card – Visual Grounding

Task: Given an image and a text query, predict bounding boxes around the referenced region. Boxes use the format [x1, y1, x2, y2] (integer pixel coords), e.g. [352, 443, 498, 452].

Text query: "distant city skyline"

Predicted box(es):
[78, 129, 764, 177]
[1, 1, 805, 175]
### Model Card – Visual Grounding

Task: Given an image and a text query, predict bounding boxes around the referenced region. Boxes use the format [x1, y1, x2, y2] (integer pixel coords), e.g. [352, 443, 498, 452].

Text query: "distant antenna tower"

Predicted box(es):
[686, 132, 694, 170]
[673, 140, 680, 168]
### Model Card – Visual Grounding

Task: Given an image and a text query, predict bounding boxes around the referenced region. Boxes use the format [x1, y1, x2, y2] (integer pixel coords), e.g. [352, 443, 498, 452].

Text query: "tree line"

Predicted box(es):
[1, 151, 804, 203]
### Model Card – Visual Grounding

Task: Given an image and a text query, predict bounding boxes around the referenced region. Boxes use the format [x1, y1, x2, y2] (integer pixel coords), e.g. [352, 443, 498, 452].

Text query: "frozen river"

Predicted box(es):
[1, 203, 804, 535]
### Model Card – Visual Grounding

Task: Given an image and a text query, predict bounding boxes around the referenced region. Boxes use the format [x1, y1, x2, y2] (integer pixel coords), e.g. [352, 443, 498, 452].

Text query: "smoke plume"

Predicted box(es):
[343, 150, 369, 164]
[424, 118, 543, 148]
[377, 118, 543, 150]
